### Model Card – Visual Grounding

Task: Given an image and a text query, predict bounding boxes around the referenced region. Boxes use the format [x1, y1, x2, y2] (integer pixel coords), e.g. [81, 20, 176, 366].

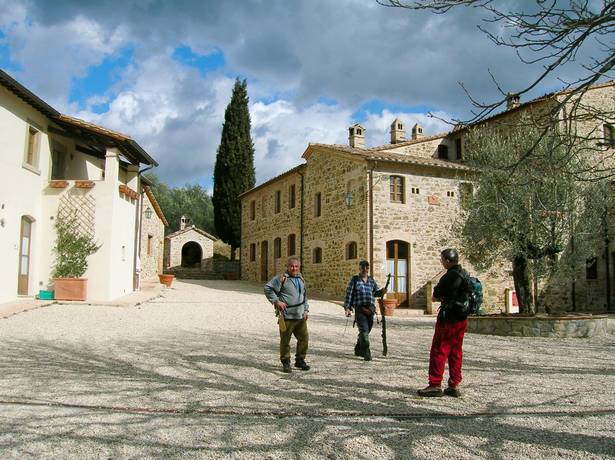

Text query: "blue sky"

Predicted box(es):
[0, 0, 607, 191]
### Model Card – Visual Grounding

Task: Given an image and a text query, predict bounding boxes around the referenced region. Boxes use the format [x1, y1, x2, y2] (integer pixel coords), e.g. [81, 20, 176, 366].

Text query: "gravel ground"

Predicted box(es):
[0, 279, 613, 459]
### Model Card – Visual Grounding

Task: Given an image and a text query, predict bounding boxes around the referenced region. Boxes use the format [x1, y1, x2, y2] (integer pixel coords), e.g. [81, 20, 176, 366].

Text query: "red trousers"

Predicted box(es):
[428, 319, 468, 387]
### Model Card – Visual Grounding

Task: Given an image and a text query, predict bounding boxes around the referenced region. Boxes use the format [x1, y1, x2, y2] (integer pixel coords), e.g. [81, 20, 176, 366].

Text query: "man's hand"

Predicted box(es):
[344, 308, 352, 317]
[303, 312, 309, 320]
[275, 300, 288, 311]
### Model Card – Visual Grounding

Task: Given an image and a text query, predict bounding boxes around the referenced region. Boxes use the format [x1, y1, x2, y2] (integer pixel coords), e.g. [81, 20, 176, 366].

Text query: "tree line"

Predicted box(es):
[144, 173, 215, 236]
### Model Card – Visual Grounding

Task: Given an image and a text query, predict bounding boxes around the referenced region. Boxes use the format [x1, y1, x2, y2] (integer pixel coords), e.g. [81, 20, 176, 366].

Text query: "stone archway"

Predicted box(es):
[181, 241, 202, 268]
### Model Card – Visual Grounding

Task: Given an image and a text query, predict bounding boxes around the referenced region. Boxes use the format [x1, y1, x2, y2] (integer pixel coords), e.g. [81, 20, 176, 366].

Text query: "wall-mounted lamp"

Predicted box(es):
[144, 206, 153, 219]
[345, 192, 354, 207]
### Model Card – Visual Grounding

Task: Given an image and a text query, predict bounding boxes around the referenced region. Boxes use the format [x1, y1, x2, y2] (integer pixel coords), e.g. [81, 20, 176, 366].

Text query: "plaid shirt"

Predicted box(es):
[343, 275, 383, 309]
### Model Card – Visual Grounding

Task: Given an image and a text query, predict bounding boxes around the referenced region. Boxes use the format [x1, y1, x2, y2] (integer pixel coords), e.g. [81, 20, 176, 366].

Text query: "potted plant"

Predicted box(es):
[158, 273, 175, 287]
[52, 211, 100, 301]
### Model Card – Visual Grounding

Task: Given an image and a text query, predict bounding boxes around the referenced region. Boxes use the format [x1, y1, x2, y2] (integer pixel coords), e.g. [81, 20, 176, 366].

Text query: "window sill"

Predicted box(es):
[48, 180, 69, 188]
[22, 162, 41, 175]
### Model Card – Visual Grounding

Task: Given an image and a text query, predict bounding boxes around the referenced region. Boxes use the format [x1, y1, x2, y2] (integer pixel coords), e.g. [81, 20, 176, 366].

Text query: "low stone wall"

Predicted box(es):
[467, 314, 608, 338]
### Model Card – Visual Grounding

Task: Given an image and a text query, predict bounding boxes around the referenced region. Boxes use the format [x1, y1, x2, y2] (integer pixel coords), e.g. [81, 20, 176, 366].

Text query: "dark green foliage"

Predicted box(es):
[52, 212, 101, 278]
[144, 173, 215, 235]
[213, 78, 256, 259]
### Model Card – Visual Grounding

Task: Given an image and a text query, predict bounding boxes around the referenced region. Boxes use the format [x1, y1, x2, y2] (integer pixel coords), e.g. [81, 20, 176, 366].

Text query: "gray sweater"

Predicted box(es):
[264, 272, 309, 320]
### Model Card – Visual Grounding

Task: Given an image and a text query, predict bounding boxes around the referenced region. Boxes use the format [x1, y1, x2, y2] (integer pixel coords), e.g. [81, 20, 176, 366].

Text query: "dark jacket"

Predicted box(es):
[434, 264, 469, 323]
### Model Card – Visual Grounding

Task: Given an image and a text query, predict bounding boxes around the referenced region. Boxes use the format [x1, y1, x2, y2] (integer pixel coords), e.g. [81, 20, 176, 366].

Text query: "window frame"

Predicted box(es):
[437, 144, 449, 160]
[314, 192, 322, 217]
[604, 123, 614, 147]
[249, 243, 256, 262]
[287, 234, 296, 256]
[313, 247, 322, 264]
[586, 257, 598, 280]
[275, 190, 281, 214]
[274, 237, 282, 259]
[346, 241, 357, 260]
[250, 200, 256, 221]
[23, 123, 42, 174]
[389, 175, 404, 203]
[289, 184, 296, 209]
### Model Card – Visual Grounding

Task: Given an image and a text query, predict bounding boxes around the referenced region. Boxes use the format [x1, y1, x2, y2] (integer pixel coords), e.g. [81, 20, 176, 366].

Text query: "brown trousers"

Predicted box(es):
[279, 318, 309, 362]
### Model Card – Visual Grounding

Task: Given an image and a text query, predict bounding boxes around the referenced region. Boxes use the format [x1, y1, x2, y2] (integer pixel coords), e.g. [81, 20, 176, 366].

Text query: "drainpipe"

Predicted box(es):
[299, 170, 305, 272]
[239, 196, 243, 280]
[605, 236, 611, 312]
[369, 162, 375, 271]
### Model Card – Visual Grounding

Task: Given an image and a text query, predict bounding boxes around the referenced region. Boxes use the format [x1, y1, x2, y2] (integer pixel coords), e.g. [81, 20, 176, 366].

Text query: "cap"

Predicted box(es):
[359, 260, 370, 267]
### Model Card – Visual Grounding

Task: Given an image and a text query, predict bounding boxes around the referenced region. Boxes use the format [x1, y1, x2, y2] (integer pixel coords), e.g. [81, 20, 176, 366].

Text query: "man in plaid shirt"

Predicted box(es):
[344, 260, 387, 361]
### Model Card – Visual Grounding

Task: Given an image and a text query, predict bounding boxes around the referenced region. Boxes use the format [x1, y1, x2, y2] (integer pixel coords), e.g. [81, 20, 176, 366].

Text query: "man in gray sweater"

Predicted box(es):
[264, 257, 310, 373]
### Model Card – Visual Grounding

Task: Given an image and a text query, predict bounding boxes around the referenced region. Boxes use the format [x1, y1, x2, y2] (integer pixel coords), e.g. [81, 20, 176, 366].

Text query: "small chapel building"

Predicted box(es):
[164, 215, 217, 271]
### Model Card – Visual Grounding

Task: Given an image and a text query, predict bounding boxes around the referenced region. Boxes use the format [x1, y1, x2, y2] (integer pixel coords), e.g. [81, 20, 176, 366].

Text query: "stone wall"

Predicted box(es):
[140, 192, 165, 281]
[393, 136, 446, 159]
[300, 151, 368, 296]
[370, 164, 512, 309]
[468, 314, 607, 338]
[165, 227, 214, 269]
[240, 169, 303, 283]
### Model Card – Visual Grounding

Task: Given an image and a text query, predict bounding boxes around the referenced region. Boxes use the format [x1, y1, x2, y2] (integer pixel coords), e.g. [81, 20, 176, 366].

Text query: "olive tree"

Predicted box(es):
[458, 118, 611, 313]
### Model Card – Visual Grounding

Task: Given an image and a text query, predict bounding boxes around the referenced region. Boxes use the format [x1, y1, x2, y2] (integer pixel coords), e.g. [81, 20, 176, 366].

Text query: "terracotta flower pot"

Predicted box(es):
[54, 278, 87, 301]
[158, 274, 175, 287]
[378, 297, 397, 316]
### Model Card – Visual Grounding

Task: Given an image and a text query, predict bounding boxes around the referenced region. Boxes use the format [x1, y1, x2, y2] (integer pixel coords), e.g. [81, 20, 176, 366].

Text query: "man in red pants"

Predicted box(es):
[418, 248, 470, 398]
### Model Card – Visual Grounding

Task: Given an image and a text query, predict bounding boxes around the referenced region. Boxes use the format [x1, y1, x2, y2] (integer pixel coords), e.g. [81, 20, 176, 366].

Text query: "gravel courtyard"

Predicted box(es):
[0, 280, 613, 459]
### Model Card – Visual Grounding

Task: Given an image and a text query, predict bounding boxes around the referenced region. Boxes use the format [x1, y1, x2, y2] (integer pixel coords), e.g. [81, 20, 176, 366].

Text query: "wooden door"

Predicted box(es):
[18, 217, 32, 295]
[386, 240, 409, 307]
[260, 240, 269, 282]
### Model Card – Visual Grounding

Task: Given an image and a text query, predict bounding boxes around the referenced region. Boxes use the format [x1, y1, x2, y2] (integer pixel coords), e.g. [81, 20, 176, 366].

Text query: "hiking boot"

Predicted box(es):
[294, 359, 310, 371]
[281, 361, 292, 373]
[444, 387, 461, 397]
[354, 341, 364, 357]
[417, 385, 443, 397]
[363, 348, 372, 361]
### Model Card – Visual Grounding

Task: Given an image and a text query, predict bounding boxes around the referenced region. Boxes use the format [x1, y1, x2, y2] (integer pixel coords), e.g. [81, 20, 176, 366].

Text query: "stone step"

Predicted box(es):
[391, 308, 430, 317]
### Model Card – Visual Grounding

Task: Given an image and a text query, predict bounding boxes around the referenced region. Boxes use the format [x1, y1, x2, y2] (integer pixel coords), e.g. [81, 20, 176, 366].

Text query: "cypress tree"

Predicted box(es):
[213, 78, 255, 260]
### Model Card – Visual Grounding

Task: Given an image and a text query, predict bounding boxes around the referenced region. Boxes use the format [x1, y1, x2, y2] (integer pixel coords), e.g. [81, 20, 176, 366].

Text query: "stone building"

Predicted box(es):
[240, 120, 511, 310]
[164, 216, 216, 270]
[240, 80, 614, 313]
[139, 183, 168, 282]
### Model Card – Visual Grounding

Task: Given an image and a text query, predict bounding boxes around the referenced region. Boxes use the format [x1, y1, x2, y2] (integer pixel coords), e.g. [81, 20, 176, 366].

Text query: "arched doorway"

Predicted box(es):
[386, 240, 409, 307]
[181, 241, 202, 268]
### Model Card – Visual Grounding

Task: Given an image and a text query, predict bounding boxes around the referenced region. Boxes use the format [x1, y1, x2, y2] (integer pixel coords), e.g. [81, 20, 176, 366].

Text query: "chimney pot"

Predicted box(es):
[390, 118, 406, 144]
[506, 92, 520, 109]
[349, 124, 365, 149]
[411, 123, 424, 140]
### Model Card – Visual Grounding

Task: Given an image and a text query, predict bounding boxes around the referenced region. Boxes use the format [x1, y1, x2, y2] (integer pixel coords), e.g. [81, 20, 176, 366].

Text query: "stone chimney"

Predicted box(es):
[411, 123, 424, 140]
[348, 124, 365, 149]
[180, 215, 190, 230]
[506, 92, 520, 110]
[390, 118, 406, 144]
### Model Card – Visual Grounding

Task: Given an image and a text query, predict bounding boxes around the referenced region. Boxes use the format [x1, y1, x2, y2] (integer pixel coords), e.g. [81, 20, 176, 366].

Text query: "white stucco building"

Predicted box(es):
[0, 69, 159, 303]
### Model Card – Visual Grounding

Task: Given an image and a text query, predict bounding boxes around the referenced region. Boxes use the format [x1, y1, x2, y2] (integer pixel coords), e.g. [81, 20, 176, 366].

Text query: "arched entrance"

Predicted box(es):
[386, 240, 409, 307]
[181, 241, 202, 268]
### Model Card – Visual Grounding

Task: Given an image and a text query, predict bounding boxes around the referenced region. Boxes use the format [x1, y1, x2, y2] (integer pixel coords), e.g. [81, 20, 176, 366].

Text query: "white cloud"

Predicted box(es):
[1, 11, 127, 107]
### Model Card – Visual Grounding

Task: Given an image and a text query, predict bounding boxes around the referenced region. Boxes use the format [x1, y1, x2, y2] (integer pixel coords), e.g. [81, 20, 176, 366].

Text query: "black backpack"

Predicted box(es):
[444, 271, 483, 320]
